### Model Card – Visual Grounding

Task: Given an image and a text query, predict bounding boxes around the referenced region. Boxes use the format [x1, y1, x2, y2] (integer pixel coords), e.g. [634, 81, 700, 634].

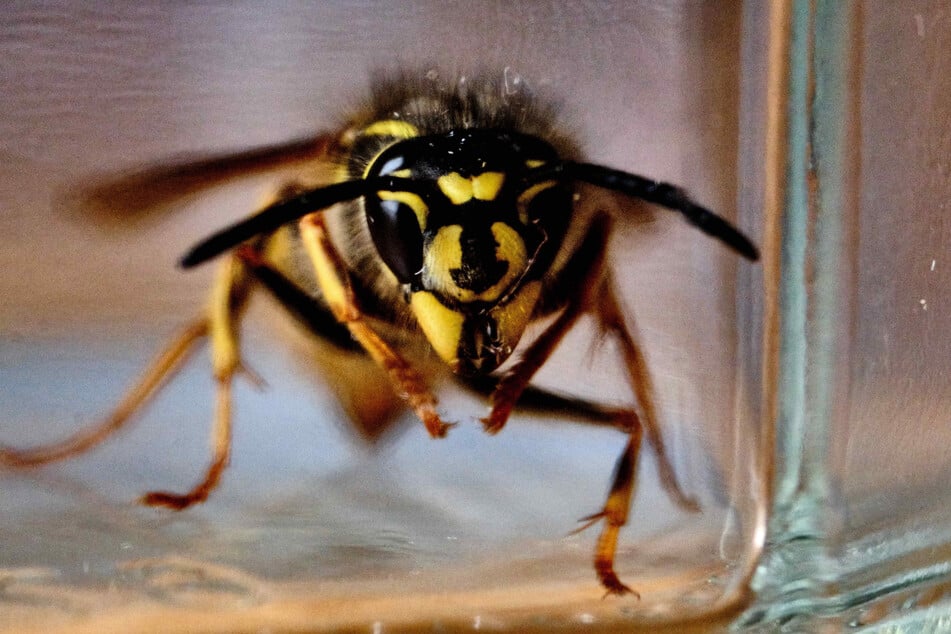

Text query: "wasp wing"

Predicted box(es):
[70, 134, 338, 223]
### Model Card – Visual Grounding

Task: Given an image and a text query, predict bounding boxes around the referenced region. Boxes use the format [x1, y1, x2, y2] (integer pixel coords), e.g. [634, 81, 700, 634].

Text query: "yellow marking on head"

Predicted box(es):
[472, 172, 505, 200]
[390, 168, 412, 178]
[422, 222, 527, 304]
[489, 222, 528, 295]
[525, 159, 546, 169]
[377, 190, 428, 231]
[424, 224, 465, 296]
[437, 172, 505, 205]
[437, 173, 472, 205]
[410, 291, 464, 365]
[362, 120, 419, 138]
[489, 280, 542, 351]
[517, 180, 557, 224]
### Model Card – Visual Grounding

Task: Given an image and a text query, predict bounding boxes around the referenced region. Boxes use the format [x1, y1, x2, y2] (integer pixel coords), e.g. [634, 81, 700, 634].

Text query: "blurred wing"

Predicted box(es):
[70, 134, 339, 223]
[315, 344, 410, 443]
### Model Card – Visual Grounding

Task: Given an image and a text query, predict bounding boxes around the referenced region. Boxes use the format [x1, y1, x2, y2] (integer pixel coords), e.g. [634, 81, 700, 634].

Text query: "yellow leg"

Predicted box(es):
[141, 253, 251, 509]
[473, 212, 653, 596]
[573, 425, 643, 597]
[478, 210, 697, 596]
[298, 213, 452, 438]
[1, 319, 208, 467]
[2, 251, 253, 511]
[140, 375, 233, 509]
[481, 296, 590, 434]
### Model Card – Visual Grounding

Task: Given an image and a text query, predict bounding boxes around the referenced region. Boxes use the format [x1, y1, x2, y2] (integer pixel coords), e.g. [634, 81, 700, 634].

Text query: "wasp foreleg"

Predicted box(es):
[480, 297, 589, 434]
[298, 214, 452, 438]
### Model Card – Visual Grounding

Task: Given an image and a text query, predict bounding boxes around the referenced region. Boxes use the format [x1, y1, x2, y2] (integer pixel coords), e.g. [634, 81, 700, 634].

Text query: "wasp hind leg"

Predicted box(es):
[596, 283, 699, 514]
[573, 427, 643, 597]
[297, 213, 452, 438]
[571, 281, 700, 597]
[0, 319, 208, 468]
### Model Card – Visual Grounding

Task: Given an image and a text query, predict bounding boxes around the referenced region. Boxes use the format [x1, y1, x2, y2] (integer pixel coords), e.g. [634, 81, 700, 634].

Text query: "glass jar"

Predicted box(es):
[1, 2, 949, 632]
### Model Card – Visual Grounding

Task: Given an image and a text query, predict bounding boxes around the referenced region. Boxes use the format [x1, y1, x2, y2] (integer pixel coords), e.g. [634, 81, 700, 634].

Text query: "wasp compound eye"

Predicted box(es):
[366, 195, 425, 284]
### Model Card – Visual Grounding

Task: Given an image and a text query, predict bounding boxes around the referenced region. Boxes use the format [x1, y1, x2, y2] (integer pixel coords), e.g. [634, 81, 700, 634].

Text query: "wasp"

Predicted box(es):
[1, 71, 758, 596]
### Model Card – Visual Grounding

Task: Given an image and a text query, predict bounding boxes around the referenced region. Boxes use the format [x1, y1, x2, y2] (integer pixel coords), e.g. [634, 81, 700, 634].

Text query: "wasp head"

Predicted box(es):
[363, 129, 572, 375]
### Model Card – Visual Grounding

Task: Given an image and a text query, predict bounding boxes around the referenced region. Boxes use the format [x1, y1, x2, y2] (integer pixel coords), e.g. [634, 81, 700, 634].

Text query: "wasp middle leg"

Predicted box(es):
[139, 250, 255, 509]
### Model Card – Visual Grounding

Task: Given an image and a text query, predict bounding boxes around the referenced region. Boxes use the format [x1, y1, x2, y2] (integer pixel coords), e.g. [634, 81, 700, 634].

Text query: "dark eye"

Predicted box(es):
[366, 198, 424, 284]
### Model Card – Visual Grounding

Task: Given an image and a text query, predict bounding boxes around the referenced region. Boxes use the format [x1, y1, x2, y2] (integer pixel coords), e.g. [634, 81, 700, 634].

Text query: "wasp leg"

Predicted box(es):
[232, 244, 407, 442]
[569, 276, 701, 597]
[478, 212, 644, 596]
[0, 320, 208, 467]
[596, 283, 699, 513]
[141, 253, 253, 509]
[573, 425, 643, 597]
[481, 211, 697, 596]
[298, 213, 452, 438]
[460, 374, 623, 427]
[480, 298, 589, 434]
[481, 213, 612, 434]
[232, 245, 358, 352]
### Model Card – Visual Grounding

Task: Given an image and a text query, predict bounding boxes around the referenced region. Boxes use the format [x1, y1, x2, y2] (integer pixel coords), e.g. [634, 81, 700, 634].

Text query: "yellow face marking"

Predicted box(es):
[472, 172, 505, 200]
[362, 120, 419, 138]
[436, 172, 505, 205]
[525, 159, 546, 169]
[422, 222, 527, 304]
[424, 224, 465, 295]
[517, 180, 557, 225]
[489, 222, 528, 294]
[489, 279, 542, 352]
[437, 173, 472, 205]
[410, 291, 465, 366]
[390, 168, 412, 178]
[377, 190, 428, 231]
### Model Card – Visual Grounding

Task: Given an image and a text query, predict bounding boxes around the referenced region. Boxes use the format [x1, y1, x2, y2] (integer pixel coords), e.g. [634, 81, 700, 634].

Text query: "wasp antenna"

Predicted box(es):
[565, 162, 759, 261]
[180, 177, 422, 268]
